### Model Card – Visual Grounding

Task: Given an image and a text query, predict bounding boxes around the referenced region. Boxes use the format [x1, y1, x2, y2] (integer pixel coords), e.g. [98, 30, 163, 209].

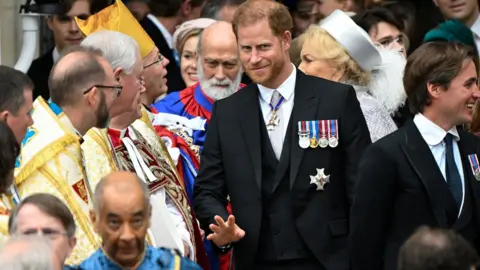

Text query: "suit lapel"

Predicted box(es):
[289, 71, 320, 189]
[239, 85, 262, 189]
[401, 121, 448, 227]
[456, 132, 480, 229]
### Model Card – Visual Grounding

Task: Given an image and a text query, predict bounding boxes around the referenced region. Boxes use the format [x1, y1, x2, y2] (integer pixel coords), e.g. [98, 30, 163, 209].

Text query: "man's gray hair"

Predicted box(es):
[92, 173, 150, 214]
[196, 29, 205, 57]
[0, 234, 55, 270]
[81, 30, 140, 74]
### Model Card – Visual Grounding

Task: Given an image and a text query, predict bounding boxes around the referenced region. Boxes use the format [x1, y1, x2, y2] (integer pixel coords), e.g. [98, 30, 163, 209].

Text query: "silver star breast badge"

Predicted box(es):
[310, 168, 330, 191]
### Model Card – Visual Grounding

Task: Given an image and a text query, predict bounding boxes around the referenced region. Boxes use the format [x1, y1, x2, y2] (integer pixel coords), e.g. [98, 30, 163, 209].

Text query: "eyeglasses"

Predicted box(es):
[83, 84, 123, 98]
[21, 228, 69, 240]
[144, 54, 164, 69]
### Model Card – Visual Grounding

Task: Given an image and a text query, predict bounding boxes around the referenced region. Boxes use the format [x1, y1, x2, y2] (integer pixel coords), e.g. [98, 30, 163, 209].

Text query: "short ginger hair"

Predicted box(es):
[232, 0, 293, 38]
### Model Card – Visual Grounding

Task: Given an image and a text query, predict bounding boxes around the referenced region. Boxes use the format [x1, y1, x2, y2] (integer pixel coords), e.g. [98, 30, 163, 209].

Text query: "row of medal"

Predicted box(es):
[467, 154, 480, 181]
[298, 120, 339, 149]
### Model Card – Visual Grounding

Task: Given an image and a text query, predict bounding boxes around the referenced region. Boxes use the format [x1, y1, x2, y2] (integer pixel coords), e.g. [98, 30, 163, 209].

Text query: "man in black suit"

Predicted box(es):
[140, 0, 205, 93]
[193, 1, 371, 270]
[27, 0, 91, 100]
[350, 42, 480, 270]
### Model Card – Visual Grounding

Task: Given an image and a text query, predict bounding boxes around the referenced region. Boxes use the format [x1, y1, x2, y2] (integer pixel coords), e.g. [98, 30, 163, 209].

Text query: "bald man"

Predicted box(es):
[152, 21, 244, 200]
[80, 171, 201, 270]
[2, 46, 121, 264]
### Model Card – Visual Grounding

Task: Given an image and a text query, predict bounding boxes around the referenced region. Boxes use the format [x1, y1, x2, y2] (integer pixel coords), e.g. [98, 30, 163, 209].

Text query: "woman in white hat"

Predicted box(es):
[298, 10, 406, 142]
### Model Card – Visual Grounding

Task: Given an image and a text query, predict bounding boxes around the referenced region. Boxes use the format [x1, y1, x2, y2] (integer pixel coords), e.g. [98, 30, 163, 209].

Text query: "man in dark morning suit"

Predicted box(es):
[350, 42, 480, 270]
[27, 0, 90, 100]
[194, 1, 371, 270]
[140, 0, 205, 93]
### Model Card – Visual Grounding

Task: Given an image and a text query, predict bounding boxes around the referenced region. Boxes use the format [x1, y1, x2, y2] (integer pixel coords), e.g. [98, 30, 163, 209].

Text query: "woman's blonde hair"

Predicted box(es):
[302, 25, 371, 86]
[177, 29, 203, 54]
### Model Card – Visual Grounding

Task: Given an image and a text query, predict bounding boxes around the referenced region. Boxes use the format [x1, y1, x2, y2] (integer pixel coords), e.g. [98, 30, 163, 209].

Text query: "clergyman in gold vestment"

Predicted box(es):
[4, 48, 120, 264]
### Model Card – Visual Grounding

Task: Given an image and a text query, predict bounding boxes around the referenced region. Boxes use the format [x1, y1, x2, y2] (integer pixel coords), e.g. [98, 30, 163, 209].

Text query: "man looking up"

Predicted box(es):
[80, 171, 201, 270]
[1, 47, 119, 264]
[76, 1, 209, 268]
[28, 0, 91, 100]
[141, 0, 206, 92]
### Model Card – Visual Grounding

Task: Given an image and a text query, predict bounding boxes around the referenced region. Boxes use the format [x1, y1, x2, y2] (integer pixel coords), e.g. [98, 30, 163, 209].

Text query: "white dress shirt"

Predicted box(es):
[470, 15, 480, 57]
[413, 113, 465, 215]
[52, 47, 60, 63]
[147, 14, 173, 50]
[258, 64, 297, 142]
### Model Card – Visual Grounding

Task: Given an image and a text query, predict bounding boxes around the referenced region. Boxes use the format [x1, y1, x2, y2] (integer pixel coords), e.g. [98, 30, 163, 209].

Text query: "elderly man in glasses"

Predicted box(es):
[76, 1, 209, 269]
[2, 45, 118, 265]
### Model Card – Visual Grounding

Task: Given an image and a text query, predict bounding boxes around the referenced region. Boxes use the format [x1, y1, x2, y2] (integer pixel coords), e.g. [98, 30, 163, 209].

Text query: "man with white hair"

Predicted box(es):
[76, 1, 209, 268]
[0, 234, 62, 270]
[151, 21, 243, 202]
[80, 29, 144, 188]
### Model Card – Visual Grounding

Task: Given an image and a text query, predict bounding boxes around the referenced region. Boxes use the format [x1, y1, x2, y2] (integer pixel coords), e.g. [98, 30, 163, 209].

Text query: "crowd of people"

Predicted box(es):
[0, 0, 480, 269]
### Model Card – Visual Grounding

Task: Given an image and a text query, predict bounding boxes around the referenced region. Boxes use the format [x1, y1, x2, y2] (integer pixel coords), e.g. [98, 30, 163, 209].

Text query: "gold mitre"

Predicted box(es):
[75, 0, 154, 58]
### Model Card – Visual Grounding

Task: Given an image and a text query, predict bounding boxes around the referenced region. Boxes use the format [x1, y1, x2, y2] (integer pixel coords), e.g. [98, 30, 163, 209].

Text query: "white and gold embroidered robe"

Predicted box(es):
[1, 98, 99, 264]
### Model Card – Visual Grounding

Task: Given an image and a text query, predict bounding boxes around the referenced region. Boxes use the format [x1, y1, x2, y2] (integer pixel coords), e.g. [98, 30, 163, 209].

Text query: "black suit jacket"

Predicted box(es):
[350, 120, 480, 270]
[140, 16, 186, 93]
[194, 70, 372, 270]
[27, 49, 54, 100]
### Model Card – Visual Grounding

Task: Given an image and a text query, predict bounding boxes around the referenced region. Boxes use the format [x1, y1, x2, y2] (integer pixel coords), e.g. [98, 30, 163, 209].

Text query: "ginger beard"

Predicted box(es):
[243, 42, 287, 87]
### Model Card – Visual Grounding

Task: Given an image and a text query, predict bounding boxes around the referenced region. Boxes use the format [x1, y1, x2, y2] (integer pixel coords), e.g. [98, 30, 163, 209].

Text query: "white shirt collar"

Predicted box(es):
[147, 14, 173, 49]
[471, 15, 480, 38]
[52, 47, 60, 63]
[258, 63, 296, 104]
[413, 113, 460, 146]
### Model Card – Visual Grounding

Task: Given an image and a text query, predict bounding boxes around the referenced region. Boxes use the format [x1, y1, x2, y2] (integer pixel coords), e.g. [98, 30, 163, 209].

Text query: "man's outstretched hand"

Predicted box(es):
[207, 215, 245, 247]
